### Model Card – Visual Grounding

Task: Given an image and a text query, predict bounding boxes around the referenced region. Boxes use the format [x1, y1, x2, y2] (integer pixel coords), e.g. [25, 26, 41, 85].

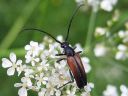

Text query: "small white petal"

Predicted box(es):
[35, 58, 40, 62]
[25, 45, 31, 50]
[118, 44, 127, 51]
[30, 41, 38, 46]
[42, 81, 47, 85]
[55, 90, 61, 96]
[115, 51, 126, 60]
[120, 85, 128, 93]
[14, 83, 22, 87]
[75, 43, 83, 52]
[118, 30, 125, 38]
[2, 58, 12, 68]
[37, 82, 41, 87]
[100, 0, 112, 12]
[94, 44, 107, 57]
[38, 88, 46, 96]
[43, 77, 48, 81]
[16, 60, 22, 65]
[10, 53, 16, 63]
[27, 79, 32, 86]
[56, 35, 63, 42]
[18, 87, 27, 96]
[7, 67, 15, 76]
[21, 77, 27, 83]
[103, 85, 118, 96]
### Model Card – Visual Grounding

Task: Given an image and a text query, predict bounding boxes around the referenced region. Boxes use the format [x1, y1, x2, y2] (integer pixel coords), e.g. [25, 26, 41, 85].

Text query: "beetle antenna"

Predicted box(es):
[22, 28, 62, 44]
[65, 4, 84, 41]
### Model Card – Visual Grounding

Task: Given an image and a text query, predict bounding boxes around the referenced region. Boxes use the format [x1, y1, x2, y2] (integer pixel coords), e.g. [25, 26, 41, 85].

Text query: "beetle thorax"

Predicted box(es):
[61, 42, 75, 56]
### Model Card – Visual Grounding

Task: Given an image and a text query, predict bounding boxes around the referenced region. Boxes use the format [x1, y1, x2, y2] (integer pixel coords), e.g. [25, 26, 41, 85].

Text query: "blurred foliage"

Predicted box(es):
[0, 0, 128, 96]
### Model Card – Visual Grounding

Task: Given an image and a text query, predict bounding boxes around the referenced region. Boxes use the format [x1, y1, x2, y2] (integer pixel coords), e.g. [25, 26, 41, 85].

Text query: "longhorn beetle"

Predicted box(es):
[23, 4, 87, 89]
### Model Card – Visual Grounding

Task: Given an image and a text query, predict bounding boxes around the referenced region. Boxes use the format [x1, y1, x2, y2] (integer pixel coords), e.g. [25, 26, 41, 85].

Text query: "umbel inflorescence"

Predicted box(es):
[2, 36, 93, 96]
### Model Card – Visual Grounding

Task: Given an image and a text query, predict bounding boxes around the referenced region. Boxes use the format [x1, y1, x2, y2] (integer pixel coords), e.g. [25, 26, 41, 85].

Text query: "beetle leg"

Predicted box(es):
[56, 58, 66, 63]
[73, 46, 77, 50]
[69, 70, 74, 82]
[55, 53, 66, 56]
[57, 70, 74, 89]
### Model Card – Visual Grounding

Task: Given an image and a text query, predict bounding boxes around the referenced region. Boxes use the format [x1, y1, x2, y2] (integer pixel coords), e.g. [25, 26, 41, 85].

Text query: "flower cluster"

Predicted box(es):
[103, 84, 128, 96]
[115, 30, 128, 60]
[75, 0, 118, 12]
[2, 35, 93, 96]
[93, 9, 128, 61]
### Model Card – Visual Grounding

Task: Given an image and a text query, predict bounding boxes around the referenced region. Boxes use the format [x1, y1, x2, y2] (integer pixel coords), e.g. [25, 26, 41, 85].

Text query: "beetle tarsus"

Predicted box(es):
[73, 46, 76, 50]
[76, 51, 82, 54]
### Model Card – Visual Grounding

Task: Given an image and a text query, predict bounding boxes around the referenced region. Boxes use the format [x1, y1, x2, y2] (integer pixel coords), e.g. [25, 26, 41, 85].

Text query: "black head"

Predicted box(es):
[61, 42, 69, 48]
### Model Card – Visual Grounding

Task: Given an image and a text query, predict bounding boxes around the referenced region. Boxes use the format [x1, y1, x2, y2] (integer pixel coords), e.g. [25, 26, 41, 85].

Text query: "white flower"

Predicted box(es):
[66, 87, 76, 96]
[87, 0, 100, 12]
[120, 85, 128, 96]
[103, 85, 118, 96]
[57, 35, 63, 42]
[25, 53, 40, 66]
[48, 44, 58, 58]
[94, 44, 107, 57]
[118, 30, 128, 43]
[75, 43, 83, 52]
[45, 81, 57, 96]
[84, 82, 94, 92]
[37, 60, 49, 71]
[100, 0, 118, 12]
[35, 73, 48, 88]
[53, 65, 71, 88]
[82, 57, 91, 73]
[17, 65, 26, 76]
[25, 41, 41, 57]
[76, 0, 85, 6]
[14, 77, 32, 96]
[38, 88, 46, 96]
[75, 0, 118, 12]
[118, 44, 127, 51]
[95, 27, 106, 36]
[115, 51, 127, 60]
[2, 52, 22, 76]
[115, 44, 128, 60]
[1, 36, 94, 96]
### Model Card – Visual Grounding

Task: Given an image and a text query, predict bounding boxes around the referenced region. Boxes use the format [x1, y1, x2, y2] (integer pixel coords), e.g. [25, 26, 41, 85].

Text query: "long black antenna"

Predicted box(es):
[65, 4, 84, 41]
[23, 28, 62, 44]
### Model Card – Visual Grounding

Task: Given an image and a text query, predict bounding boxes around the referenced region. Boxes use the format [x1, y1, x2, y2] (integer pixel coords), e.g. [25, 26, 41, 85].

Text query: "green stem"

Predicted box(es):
[0, 48, 25, 58]
[0, 0, 40, 50]
[84, 11, 97, 53]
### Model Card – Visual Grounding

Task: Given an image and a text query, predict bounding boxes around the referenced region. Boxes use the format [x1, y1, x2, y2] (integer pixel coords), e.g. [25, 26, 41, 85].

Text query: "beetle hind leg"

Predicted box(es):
[57, 70, 74, 89]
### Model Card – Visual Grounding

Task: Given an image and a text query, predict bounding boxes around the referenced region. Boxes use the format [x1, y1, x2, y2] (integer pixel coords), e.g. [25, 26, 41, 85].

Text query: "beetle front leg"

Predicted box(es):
[55, 53, 66, 56]
[56, 58, 66, 63]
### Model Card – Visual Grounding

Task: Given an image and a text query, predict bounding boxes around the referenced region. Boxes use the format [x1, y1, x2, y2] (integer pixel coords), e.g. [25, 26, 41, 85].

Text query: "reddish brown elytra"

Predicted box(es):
[23, 4, 87, 89]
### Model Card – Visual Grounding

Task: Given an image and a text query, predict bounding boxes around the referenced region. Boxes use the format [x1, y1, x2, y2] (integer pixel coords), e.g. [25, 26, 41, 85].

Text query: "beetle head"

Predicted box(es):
[61, 42, 69, 48]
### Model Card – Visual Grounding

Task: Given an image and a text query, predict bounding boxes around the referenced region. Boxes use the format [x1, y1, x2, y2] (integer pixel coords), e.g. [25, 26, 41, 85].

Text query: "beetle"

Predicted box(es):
[23, 4, 87, 89]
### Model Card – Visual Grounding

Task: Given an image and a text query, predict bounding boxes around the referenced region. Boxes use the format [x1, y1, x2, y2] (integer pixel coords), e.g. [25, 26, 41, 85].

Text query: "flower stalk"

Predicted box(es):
[84, 10, 97, 53]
